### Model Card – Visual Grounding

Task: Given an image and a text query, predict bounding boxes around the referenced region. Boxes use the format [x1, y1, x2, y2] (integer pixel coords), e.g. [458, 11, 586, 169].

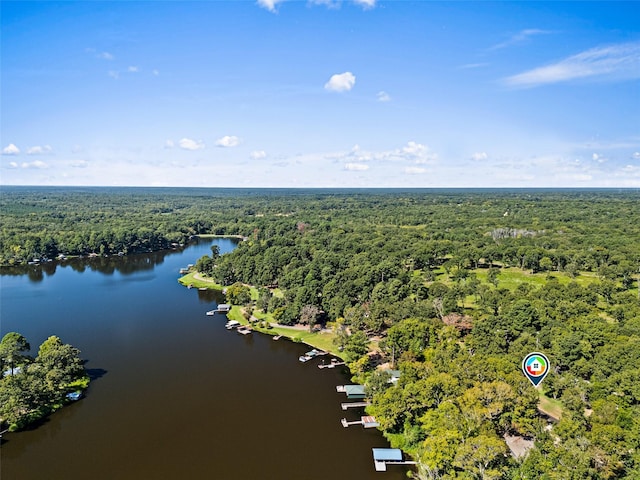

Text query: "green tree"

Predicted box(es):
[35, 336, 84, 392]
[453, 434, 508, 479]
[343, 330, 369, 362]
[225, 282, 251, 305]
[0, 332, 31, 375]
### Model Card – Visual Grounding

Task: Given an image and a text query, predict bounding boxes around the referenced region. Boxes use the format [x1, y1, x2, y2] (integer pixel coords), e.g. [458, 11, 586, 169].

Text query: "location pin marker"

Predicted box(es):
[522, 352, 550, 387]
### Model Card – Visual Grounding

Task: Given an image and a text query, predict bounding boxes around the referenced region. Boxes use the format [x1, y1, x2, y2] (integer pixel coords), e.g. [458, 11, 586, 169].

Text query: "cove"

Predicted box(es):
[0, 238, 407, 480]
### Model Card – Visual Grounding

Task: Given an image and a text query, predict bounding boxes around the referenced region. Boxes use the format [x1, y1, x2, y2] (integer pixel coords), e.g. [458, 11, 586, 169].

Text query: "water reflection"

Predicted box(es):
[0, 243, 197, 281]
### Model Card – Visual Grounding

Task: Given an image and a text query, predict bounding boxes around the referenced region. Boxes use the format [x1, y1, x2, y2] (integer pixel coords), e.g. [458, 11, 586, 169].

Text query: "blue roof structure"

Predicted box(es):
[372, 448, 403, 461]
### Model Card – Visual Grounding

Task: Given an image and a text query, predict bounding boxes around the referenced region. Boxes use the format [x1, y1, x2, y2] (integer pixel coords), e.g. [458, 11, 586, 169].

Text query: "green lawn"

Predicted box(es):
[538, 392, 563, 420]
[177, 271, 224, 290]
[473, 267, 602, 291]
[226, 306, 340, 355]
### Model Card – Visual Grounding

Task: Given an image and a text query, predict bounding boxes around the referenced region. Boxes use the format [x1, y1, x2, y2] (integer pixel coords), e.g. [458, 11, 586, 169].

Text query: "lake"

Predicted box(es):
[0, 238, 409, 479]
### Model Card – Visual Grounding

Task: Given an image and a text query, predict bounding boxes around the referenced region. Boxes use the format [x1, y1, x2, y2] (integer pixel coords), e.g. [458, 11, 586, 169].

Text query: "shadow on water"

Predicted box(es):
[86, 367, 108, 381]
[196, 288, 226, 303]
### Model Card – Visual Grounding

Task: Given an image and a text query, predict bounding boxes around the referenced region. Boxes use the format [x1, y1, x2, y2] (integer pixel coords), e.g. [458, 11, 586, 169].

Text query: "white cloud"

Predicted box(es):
[402, 141, 426, 156]
[309, 0, 376, 9]
[8, 162, 18, 169]
[70, 160, 89, 168]
[179, 138, 205, 151]
[310, 0, 341, 8]
[490, 29, 551, 51]
[21, 160, 48, 169]
[128, 66, 139, 73]
[108, 70, 119, 80]
[332, 141, 438, 167]
[216, 135, 240, 147]
[250, 150, 267, 160]
[344, 162, 369, 171]
[632, 152, 640, 160]
[377, 91, 391, 102]
[27, 145, 53, 155]
[398, 141, 437, 164]
[471, 152, 488, 161]
[98, 52, 114, 60]
[325, 141, 438, 169]
[257, 0, 285, 12]
[404, 166, 427, 174]
[503, 41, 640, 88]
[324, 72, 356, 92]
[459, 63, 490, 70]
[353, 0, 376, 8]
[164, 140, 175, 149]
[2, 144, 20, 155]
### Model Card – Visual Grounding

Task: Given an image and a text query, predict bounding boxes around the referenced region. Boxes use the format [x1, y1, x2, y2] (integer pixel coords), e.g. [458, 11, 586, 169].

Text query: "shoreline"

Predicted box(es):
[178, 271, 343, 357]
[0, 234, 245, 268]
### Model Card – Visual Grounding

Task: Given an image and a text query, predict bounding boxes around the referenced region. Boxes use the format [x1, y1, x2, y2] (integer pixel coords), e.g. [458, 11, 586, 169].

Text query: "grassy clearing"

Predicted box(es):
[426, 265, 602, 293]
[177, 271, 224, 290]
[266, 327, 338, 353]
[225, 306, 340, 355]
[473, 267, 601, 291]
[538, 392, 563, 420]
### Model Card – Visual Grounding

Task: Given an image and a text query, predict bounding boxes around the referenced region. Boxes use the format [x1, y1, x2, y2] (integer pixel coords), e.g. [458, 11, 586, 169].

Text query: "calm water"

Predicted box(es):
[0, 239, 408, 480]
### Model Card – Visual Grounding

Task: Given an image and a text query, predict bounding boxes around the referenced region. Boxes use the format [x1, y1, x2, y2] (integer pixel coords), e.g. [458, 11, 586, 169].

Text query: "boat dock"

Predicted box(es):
[318, 359, 345, 369]
[237, 325, 252, 335]
[336, 384, 367, 399]
[341, 401, 370, 410]
[299, 349, 327, 363]
[341, 415, 379, 428]
[206, 304, 231, 315]
[372, 448, 417, 472]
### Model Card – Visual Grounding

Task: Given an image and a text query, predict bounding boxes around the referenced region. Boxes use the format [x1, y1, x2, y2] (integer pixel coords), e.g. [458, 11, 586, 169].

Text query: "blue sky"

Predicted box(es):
[1, 1, 639, 187]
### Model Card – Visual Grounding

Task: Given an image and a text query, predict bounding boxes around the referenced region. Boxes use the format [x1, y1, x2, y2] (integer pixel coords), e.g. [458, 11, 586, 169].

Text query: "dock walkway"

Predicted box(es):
[341, 401, 370, 410]
[341, 415, 379, 428]
[318, 360, 345, 369]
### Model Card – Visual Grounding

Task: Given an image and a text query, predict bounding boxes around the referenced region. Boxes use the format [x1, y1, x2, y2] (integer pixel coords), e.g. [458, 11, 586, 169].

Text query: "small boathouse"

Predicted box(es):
[372, 448, 416, 472]
[336, 384, 366, 400]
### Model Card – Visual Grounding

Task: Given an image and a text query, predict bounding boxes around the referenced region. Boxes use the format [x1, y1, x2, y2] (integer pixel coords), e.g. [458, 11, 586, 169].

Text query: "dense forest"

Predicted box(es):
[1, 187, 639, 478]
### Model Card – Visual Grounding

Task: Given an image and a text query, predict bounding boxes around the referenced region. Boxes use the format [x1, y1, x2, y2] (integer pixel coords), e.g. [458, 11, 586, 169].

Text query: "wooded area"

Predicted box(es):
[0, 332, 88, 432]
[1, 186, 639, 478]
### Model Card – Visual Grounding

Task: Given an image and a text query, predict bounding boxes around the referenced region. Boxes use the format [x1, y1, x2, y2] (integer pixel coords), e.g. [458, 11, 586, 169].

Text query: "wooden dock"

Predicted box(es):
[341, 415, 379, 428]
[341, 401, 370, 410]
[318, 360, 345, 369]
